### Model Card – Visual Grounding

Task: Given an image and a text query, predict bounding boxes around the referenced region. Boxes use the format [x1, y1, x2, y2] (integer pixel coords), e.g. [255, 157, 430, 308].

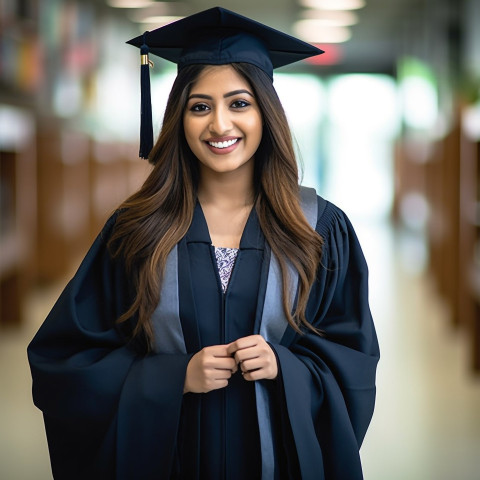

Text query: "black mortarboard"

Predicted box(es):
[127, 6, 324, 159]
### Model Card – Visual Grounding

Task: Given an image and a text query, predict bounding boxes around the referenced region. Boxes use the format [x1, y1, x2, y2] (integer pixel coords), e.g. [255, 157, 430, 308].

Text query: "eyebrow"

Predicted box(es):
[188, 89, 254, 101]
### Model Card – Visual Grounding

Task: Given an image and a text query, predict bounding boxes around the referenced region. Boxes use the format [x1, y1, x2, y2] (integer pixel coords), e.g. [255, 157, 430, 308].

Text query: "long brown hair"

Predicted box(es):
[109, 62, 323, 350]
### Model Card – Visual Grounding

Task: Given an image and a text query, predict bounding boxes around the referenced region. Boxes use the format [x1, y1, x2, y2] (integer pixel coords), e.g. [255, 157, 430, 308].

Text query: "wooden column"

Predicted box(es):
[36, 121, 91, 283]
[459, 125, 480, 371]
[0, 106, 36, 326]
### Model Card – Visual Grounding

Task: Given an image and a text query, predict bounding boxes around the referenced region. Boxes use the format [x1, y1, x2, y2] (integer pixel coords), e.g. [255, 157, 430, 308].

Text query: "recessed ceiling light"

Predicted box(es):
[299, 0, 366, 10]
[300, 9, 358, 26]
[293, 20, 352, 43]
[107, 0, 154, 8]
[136, 15, 183, 25]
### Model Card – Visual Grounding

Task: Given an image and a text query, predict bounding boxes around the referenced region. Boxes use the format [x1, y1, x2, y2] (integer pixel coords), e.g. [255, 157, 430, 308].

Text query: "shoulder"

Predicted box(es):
[315, 197, 351, 238]
[303, 189, 366, 270]
[312, 196, 368, 273]
[298, 185, 351, 239]
[98, 210, 123, 245]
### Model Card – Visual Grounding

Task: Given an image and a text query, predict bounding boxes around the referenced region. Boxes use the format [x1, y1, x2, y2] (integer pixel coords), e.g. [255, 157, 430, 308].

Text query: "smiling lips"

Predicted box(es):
[205, 137, 240, 153]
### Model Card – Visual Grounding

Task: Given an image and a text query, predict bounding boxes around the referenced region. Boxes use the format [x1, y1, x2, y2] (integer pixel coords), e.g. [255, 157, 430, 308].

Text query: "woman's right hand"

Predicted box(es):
[183, 345, 238, 394]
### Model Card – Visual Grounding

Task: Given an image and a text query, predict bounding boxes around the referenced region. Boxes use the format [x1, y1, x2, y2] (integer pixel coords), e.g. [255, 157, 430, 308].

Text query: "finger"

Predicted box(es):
[213, 351, 232, 359]
[238, 334, 263, 343]
[208, 344, 231, 357]
[235, 348, 260, 365]
[214, 370, 233, 380]
[234, 339, 259, 352]
[228, 335, 262, 354]
[226, 341, 240, 357]
[207, 379, 229, 391]
[241, 369, 262, 381]
[213, 357, 237, 371]
[240, 358, 265, 373]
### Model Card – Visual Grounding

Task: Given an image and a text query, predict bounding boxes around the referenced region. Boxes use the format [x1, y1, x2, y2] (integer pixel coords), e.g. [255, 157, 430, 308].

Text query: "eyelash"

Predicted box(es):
[190, 104, 209, 112]
[231, 100, 250, 109]
[189, 99, 251, 113]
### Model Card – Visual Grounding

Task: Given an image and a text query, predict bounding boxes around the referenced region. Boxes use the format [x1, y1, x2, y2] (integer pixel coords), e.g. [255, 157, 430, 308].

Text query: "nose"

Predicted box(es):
[209, 105, 232, 135]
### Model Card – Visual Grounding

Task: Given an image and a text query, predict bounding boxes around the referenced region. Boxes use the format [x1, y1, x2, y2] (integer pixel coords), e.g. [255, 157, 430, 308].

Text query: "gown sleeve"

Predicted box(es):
[270, 199, 380, 480]
[27, 215, 191, 480]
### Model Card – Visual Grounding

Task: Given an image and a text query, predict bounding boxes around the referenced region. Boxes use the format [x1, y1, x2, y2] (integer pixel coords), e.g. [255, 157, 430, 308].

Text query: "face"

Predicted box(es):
[183, 65, 263, 177]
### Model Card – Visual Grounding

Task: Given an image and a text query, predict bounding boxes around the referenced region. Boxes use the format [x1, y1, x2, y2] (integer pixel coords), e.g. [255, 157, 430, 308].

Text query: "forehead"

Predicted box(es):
[190, 65, 252, 92]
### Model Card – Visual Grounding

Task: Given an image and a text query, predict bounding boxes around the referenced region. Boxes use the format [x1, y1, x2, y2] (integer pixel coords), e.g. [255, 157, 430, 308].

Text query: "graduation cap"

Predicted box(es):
[127, 6, 324, 159]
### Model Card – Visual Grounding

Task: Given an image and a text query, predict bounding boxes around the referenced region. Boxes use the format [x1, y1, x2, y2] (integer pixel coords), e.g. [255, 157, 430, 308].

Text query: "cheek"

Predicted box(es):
[183, 116, 191, 137]
[246, 114, 263, 144]
[183, 118, 199, 148]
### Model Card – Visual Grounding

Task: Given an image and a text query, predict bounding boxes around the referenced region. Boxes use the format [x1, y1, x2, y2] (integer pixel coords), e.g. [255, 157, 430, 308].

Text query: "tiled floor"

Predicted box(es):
[0, 286, 55, 480]
[359, 223, 480, 480]
[1, 220, 479, 480]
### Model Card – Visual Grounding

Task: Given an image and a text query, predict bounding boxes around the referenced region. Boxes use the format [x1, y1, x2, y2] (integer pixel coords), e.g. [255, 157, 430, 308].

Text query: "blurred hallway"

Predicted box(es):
[1, 217, 480, 480]
[358, 221, 480, 480]
[2, 1, 480, 479]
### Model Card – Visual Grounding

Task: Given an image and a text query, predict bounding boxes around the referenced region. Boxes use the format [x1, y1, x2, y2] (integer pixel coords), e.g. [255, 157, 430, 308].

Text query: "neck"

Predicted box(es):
[197, 167, 255, 209]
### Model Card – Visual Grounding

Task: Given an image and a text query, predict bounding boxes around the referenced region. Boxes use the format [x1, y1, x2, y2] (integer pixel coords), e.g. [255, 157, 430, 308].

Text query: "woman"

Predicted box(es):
[28, 7, 379, 480]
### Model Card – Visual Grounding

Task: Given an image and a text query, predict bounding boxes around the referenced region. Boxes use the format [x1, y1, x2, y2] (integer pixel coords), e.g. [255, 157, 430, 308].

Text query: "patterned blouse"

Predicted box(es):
[214, 246, 239, 293]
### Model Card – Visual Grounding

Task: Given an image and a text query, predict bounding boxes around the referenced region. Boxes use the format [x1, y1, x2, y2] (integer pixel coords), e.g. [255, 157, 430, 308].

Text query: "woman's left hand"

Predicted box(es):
[227, 335, 278, 381]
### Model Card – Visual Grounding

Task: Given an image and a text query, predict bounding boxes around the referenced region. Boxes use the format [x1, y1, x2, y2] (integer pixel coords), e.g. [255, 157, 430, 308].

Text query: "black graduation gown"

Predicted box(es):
[28, 195, 379, 480]
[174, 202, 264, 480]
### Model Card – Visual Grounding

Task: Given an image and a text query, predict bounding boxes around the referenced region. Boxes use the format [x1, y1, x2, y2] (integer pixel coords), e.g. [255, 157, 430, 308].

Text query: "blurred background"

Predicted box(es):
[1, 0, 480, 478]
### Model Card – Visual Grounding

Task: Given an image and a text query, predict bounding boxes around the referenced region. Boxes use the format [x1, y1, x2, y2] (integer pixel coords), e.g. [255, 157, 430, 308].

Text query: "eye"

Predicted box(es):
[231, 99, 250, 109]
[189, 103, 210, 113]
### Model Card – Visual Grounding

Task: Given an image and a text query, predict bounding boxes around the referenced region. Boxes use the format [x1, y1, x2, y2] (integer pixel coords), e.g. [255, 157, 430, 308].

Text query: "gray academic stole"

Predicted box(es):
[151, 186, 318, 480]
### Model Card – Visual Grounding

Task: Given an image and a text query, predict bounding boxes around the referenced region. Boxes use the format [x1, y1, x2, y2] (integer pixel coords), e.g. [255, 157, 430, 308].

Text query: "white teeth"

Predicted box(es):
[208, 139, 238, 149]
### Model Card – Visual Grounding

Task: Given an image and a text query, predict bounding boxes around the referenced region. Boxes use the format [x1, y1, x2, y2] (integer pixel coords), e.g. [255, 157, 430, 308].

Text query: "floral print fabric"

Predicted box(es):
[214, 246, 239, 293]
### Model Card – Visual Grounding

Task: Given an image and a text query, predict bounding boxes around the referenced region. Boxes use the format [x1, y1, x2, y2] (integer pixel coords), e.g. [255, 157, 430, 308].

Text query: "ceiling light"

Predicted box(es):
[300, 9, 358, 26]
[137, 15, 183, 25]
[128, 2, 186, 22]
[293, 20, 352, 43]
[107, 0, 155, 7]
[299, 0, 366, 10]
